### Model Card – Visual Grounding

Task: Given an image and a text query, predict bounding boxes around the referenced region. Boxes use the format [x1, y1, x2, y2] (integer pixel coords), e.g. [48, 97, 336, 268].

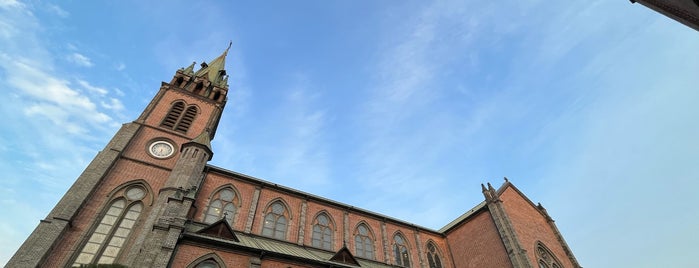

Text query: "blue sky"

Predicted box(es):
[1, 0, 698, 267]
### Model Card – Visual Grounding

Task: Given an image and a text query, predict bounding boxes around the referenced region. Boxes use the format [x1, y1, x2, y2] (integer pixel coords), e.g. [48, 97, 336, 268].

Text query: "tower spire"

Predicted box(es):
[194, 43, 231, 88]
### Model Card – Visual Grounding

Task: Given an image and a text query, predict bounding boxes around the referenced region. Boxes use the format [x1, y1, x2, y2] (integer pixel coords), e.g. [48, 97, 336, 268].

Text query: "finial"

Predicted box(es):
[504, 177, 509, 182]
[481, 183, 487, 192]
[223, 211, 229, 219]
[226, 41, 232, 53]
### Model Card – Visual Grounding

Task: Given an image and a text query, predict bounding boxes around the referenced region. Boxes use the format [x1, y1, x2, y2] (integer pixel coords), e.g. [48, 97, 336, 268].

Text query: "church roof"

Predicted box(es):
[183, 226, 394, 268]
[194, 43, 230, 88]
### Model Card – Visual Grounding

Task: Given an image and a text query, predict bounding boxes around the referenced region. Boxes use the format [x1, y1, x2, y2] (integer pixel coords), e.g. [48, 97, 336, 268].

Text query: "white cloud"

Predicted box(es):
[101, 98, 124, 111]
[113, 87, 125, 96]
[115, 62, 126, 71]
[45, 3, 68, 18]
[67, 52, 93, 67]
[78, 79, 108, 95]
[0, 0, 21, 9]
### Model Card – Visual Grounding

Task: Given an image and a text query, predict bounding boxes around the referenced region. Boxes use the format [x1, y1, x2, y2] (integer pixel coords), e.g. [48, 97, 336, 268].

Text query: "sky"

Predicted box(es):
[1, 0, 698, 267]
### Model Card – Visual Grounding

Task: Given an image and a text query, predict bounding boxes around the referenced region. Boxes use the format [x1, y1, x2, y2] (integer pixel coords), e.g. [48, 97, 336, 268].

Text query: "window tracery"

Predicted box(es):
[311, 212, 333, 250]
[354, 223, 375, 260]
[261, 200, 289, 240]
[204, 187, 239, 225]
[73, 185, 148, 266]
[393, 233, 411, 267]
[536, 242, 563, 268]
[426, 241, 443, 268]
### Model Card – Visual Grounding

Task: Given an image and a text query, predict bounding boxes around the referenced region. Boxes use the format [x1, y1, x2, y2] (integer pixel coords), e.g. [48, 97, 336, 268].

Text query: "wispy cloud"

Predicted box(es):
[0, 2, 124, 264]
[67, 52, 93, 67]
[77, 79, 108, 95]
[45, 3, 68, 18]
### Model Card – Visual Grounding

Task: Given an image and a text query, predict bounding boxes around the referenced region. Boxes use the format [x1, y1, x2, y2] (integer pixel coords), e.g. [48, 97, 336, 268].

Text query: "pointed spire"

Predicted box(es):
[190, 131, 213, 153]
[181, 130, 214, 161]
[194, 42, 231, 88]
[183, 61, 196, 75]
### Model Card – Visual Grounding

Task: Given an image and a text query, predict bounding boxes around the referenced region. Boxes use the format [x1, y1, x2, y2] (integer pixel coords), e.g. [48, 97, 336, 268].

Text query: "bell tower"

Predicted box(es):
[7, 45, 232, 267]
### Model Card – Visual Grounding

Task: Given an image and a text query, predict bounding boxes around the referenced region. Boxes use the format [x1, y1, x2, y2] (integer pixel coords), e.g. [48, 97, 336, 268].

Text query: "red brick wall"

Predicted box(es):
[445, 210, 513, 268]
[499, 187, 573, 267]
[169, 243, 250, 268]
[42, 159, 170, 267]
[143, 88, 218, 139]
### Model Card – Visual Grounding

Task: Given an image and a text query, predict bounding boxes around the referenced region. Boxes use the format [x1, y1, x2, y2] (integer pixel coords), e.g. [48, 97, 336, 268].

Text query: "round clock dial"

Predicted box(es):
[149, 141, 174, 158]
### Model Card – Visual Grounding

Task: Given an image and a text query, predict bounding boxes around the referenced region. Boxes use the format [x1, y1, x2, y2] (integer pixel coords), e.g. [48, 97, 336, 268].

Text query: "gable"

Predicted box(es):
[329, 246, 361, 266]
[196, 218, 240, 242]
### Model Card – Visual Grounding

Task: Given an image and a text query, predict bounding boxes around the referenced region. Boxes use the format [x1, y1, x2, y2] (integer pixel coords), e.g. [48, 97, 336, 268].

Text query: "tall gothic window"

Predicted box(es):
[73, 185, 148, 266]
[393, 233, 411, 267]
[204, 187, 239, 225]
[160, 101, 197, 133]
[261, 201, 289, 240]
[354, 224, 375, 260]
[311, 213, 333, 250]
[426, 241, 443, 268]
[536, 242, 563, 268]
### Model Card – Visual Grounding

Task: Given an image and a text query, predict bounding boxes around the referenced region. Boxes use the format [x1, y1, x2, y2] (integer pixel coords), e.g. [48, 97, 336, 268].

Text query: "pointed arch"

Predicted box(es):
[161, 101, 185, 129]
[175, 105, 198, 133]
[107, 179, 155, 206]
[353, 222, 376, 260]
[310, 211, 335, 250]
[203, 184, 242, 225]
[392, 231, 411, 267]
[261, 199, 291, 240]
[175, 76, 185, 88]
[186, 252, 227, 268]
[72, 183, 151, 266]
[160, 100, 200, 134]
[193, 82, 204, 95]
[536, 241, 564, 268]
[424, 240, 443, 268]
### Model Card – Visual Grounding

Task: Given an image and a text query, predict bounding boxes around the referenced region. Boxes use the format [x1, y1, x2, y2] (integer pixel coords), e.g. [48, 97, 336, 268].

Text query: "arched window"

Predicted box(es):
[175, 76, 185, 87]
[160, 101, 197, 134]
[261, 201, 289, 240]
[186, 253, 226, 268]
[73, 185, 148, 266]
[204, 187, 239, 225]
[161, 101, 185, 129]
[536, 242, 563, 268]
[354, 223, 375, 259]
[393, 233, 411, 267]
[193, 82, 204, 95]
[426, 241, 443, 268]
[311, 213, 333, 250]
[175, 106, 197, 133]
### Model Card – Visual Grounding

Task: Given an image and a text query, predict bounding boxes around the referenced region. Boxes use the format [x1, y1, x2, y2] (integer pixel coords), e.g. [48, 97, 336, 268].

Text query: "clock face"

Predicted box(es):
[149, 141, 175, 158]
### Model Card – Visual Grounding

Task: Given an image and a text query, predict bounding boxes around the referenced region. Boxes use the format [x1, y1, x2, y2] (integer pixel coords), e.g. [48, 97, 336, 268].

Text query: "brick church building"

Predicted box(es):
[8, 48, 580, 268]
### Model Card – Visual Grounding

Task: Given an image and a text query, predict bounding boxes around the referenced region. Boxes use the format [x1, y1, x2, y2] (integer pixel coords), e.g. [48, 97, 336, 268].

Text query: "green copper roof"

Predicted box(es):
[190, 131, 213, 153]
[183, 61, 195, 75]
[195, 43, 230, 88]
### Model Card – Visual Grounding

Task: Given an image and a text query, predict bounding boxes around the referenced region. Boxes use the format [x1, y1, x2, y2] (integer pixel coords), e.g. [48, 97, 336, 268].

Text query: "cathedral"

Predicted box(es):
[8, 48, 580, 268]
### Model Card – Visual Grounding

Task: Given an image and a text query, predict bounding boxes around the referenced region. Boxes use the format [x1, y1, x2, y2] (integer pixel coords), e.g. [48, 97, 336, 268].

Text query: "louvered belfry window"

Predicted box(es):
[160, 101, 197, 133]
